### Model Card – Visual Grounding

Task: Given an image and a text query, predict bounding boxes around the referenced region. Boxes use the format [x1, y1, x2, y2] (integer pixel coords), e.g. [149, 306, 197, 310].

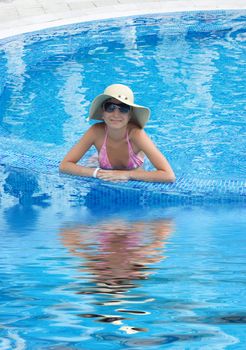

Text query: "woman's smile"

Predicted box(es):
[110, 118, 123, 122]
[104, 111, 130, 126]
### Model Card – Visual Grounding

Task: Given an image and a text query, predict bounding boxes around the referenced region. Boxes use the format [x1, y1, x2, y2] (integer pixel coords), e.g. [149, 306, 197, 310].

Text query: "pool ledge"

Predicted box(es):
[0, 0, 246, 40]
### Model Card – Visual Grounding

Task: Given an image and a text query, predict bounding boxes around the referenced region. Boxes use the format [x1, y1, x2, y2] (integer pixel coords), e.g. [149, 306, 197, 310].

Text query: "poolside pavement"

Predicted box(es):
[0, 0, 246, 39]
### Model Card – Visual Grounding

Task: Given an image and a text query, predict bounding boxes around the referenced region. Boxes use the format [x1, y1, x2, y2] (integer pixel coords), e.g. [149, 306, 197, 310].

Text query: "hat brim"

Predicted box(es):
[89, 94, 150, 128]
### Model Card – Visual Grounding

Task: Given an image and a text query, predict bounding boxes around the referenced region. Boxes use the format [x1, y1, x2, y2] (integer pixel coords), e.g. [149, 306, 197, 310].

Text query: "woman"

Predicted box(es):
[59, 84, 175, 183]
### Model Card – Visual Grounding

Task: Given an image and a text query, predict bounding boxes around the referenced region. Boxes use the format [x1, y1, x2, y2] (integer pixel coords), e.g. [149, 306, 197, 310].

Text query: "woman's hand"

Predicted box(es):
[97, 169, 130, 182]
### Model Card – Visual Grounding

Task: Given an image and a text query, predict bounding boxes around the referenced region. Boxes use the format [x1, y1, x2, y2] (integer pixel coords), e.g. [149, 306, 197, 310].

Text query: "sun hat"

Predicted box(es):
[89, 84, 150, 128]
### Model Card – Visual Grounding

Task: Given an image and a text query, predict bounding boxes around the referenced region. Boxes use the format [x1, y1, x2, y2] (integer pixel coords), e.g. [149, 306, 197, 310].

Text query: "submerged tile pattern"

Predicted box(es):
[0, 152, 245, 206]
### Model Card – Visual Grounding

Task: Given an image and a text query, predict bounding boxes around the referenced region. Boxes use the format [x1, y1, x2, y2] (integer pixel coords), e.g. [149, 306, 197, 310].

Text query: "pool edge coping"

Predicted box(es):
[1, 0, 246, 40]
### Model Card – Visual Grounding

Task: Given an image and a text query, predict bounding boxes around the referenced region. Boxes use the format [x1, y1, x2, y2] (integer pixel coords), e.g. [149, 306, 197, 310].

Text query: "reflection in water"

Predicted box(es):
[2, 38, 33, 131]
[56, 60, 89, 144]
[154, 22, 219, 176]
[120, 19, 144, 68]
[60, 218, 174, 333]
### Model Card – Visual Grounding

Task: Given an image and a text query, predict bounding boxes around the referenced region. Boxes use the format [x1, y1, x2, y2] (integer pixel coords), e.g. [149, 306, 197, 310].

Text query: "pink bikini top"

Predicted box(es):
[98, 127, 144, 170]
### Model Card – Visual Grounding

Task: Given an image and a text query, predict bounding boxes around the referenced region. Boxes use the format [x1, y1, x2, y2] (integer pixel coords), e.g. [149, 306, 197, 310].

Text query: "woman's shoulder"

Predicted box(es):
[90, 122, 106, 134]
[128, 123, 145, 139]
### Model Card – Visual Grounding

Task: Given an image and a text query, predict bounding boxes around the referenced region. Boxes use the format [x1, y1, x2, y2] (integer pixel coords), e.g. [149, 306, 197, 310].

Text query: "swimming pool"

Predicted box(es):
[0, 9, 246, 349]
[0, 9, 245, 204]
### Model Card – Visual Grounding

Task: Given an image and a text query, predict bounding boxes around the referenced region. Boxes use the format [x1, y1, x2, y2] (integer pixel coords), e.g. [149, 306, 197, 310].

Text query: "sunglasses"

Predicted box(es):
[103, 102, 131, 114]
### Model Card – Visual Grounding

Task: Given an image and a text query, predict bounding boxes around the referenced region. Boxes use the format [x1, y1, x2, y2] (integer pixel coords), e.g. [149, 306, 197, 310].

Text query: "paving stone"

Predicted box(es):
[67, 1, 96, 11]
[16, 6, 46, 17]
[0, 6, 19, 21]
[93, 0, 119, 7]
[119, 0, 160, 3]
[12, 0, 40, 7]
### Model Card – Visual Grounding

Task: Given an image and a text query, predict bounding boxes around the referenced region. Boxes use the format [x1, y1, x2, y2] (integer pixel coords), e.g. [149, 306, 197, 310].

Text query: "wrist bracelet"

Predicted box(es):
[93, 167, 100, 178]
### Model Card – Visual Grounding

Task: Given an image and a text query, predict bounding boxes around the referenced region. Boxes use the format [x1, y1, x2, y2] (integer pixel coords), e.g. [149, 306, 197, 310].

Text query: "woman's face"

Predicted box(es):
[102, 98, 131, 129]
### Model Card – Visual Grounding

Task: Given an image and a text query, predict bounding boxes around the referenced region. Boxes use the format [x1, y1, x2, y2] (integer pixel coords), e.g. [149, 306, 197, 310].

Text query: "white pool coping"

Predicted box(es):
[0, 0, 246, 39]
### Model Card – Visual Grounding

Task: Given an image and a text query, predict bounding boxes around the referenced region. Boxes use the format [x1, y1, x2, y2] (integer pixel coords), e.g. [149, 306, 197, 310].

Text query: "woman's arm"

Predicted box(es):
[129, 128, 176, 182]
[59, 125, 98, 178]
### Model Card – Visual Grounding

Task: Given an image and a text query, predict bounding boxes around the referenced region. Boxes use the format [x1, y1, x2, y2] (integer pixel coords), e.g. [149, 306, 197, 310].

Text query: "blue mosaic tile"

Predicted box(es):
[0, 152, 245, 206]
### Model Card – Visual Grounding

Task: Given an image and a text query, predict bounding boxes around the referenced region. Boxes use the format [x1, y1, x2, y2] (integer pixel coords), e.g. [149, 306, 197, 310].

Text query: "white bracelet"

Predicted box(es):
[93, 167, 100, 178]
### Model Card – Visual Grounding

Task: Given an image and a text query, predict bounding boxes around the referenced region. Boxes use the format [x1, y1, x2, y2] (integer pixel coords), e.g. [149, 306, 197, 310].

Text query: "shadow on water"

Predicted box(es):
[3, 203, 39, 235]
[2, 166, 50, 206]
[1, 167, 51, 234]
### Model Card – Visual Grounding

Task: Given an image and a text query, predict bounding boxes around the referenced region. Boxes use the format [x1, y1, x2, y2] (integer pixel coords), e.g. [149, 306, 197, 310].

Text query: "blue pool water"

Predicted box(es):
[0, 204, 246, 349]
[0, 10, 245, 203]
[0, 10, 246, 349]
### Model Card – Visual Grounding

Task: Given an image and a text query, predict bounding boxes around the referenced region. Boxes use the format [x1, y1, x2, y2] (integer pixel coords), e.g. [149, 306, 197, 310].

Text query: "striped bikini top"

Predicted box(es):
[98, 127, 144, 170]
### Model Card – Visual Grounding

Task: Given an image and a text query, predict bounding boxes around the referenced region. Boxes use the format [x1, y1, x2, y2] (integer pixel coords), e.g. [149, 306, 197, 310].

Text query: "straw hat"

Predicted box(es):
[89, 84, 150, 128]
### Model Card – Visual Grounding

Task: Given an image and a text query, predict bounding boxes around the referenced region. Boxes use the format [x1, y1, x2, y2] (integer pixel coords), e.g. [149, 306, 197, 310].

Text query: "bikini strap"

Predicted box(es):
[102, 125, 108, 147]
[126, 129, 134, 154]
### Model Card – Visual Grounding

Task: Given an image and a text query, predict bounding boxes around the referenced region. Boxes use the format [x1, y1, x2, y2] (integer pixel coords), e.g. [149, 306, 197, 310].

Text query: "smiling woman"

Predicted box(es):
[59, 84, 176, 183]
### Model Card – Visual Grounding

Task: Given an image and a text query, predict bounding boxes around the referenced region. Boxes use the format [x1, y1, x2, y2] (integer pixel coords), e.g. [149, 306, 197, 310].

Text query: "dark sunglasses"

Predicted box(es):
[103, 102, 131, 114]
